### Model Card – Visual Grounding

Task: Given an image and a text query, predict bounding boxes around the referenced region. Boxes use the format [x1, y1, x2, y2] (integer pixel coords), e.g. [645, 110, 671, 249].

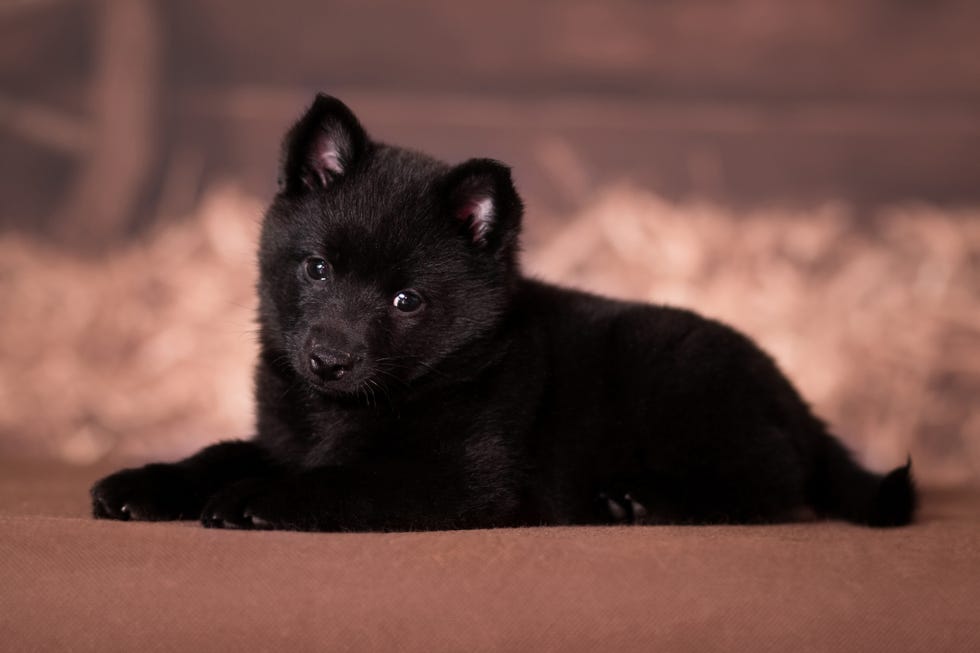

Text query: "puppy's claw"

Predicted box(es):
[244, 510, 272, 529]
[599, 492, 630, 523]
[607, 498, 629, 522]
[625, 493, 649, 523]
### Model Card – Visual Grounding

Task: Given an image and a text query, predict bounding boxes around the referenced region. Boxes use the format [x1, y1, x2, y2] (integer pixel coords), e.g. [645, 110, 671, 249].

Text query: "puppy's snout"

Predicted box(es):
[309, 348, 359, 380]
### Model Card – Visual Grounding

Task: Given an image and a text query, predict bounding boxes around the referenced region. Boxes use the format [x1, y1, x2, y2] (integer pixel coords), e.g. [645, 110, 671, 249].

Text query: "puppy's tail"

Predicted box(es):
[809, 435, 917, 527]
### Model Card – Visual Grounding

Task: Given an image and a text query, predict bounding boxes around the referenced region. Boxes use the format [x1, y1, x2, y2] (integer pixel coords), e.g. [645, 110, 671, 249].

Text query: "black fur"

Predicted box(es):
[91, 94, 917, 531]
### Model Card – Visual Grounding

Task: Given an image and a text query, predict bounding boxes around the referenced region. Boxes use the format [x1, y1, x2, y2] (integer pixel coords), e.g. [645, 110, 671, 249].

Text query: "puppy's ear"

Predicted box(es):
[279, 94, 368, 193]
[443, 159, 523, 253]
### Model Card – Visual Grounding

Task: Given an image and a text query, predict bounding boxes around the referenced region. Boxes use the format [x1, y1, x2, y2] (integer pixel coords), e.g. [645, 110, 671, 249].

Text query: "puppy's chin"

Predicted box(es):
[301, 373, 368, 398]
[296, 364, 390, 402]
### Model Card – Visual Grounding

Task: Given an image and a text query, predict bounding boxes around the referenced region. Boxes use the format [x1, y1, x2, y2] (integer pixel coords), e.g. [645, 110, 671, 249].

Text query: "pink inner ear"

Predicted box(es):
[455, 197, 495, 242]
[318, 145, 344, 175]
[303, 131, 346, 188]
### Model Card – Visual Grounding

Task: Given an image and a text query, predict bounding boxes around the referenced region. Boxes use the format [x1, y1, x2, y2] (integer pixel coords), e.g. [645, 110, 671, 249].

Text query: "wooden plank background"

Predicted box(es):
[1, 0, 979, 241]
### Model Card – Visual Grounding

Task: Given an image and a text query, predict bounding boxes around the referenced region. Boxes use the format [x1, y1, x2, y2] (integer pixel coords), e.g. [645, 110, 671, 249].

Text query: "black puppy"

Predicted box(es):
[91, 94, 915, 531]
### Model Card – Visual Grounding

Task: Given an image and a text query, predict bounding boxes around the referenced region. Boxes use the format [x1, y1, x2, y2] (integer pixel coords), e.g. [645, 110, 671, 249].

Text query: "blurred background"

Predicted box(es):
[1, 0, 978, 484]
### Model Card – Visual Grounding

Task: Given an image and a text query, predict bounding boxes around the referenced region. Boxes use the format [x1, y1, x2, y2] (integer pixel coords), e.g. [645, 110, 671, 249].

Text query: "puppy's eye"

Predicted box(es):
[304, 257, 329, 281]
[393, 290, 424, 313]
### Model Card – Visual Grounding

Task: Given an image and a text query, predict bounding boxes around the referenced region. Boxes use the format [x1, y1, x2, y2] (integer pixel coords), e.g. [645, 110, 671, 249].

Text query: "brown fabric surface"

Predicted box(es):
[1, 461, 978, 652]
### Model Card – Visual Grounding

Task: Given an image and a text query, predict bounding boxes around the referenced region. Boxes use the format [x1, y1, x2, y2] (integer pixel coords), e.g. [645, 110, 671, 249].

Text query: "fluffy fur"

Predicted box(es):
[91, 94, 917, 531]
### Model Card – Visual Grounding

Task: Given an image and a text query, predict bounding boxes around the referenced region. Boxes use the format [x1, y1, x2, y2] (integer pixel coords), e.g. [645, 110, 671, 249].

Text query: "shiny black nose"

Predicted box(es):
[309, 349, 357, 380]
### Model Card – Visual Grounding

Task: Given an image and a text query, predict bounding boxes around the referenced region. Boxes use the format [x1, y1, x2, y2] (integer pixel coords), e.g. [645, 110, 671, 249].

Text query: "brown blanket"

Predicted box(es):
[2, 460, 978, 652]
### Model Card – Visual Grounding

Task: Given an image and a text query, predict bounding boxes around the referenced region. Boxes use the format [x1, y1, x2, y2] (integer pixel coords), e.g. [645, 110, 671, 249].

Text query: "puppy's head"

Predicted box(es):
[258, 94, 523, 397]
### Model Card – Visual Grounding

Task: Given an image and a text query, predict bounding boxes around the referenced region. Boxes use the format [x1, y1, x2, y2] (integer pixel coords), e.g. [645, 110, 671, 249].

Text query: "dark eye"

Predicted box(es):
[393, 290, 424, 313]
[305, 257, 329, 281]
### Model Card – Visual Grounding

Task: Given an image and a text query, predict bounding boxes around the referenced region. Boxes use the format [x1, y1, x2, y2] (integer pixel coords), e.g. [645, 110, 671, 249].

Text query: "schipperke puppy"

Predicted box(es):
[91, 94, 915, 531]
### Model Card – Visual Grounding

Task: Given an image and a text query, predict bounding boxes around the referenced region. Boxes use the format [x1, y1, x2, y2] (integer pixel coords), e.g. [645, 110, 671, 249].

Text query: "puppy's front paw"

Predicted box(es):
[200, 478, 262, 529]
[91, 464, 200, 521]
[201, 478, 331, 531]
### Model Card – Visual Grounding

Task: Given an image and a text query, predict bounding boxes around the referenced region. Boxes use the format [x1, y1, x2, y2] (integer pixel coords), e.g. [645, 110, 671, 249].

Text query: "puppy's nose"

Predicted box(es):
[309, 349, 356, 380]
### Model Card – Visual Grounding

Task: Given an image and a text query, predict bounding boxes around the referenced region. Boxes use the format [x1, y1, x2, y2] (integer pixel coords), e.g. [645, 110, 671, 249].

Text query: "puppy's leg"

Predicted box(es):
[90, 440, 282, 521]
[202, 457, 518, 532]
